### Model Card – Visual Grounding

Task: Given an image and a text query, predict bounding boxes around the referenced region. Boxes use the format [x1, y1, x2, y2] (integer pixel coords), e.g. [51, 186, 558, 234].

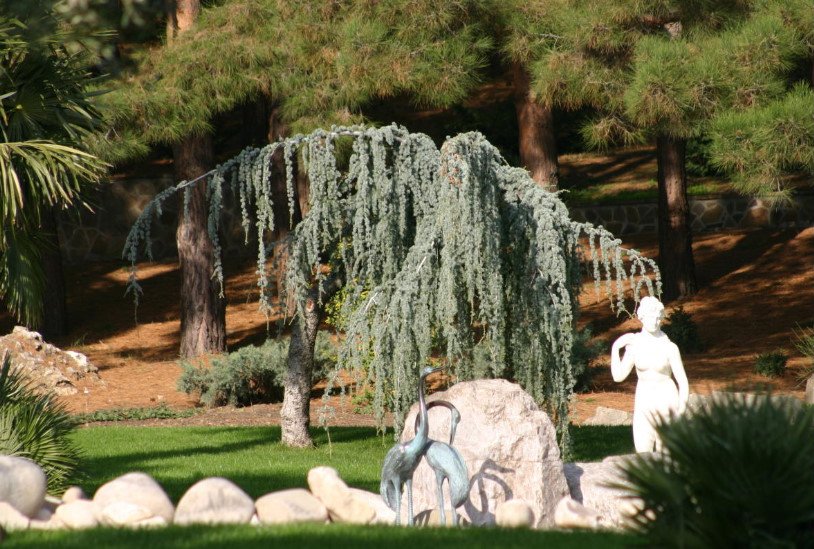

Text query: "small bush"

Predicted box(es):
[619, 393, 814, 547]
[178, 332, 337, 407]
[754, 349, 788, 378]
[73, 403, 197, 423]
[661, 307, 704, 354]
[0, 352, 81, 493]
[794, 326, 814, 383]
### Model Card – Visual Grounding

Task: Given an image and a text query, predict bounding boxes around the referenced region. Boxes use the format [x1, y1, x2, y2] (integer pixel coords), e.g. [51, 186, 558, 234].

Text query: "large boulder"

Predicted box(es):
[0, 456, 47, 518]
[174, 477, 255, 525]
[93, 472, 174, 524]
[401, 379, 569, 527]
[563, 454, 644, 529]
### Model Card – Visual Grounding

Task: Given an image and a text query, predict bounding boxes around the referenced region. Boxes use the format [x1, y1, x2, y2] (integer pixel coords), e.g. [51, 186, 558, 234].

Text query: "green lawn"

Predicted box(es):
[4, 424, 638, 548]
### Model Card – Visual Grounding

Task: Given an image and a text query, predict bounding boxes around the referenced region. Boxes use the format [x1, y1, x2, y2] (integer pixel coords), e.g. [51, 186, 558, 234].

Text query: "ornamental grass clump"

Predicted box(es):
[754, 349, 788, 378]
[618, 393, 814, 548]
[0, 352, 81, 494]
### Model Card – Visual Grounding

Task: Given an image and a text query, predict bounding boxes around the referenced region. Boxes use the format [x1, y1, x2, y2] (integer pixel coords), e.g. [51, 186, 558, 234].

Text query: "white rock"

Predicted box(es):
[130, 516, 167, 528]
[495, 499, 535, 528]
[255, 488, 329, 525]
[250, 513, 260, 526]
[563, 454, 644, 529]
[174, 477, 254, 525]
[99, 501, 154, 526]
[65, 351, 90, 369]
[806, 375, 814, 405]
[0, 456, 47, 517]
[554, 496, 604, 530]
[307, 466, 376, 524]
[61, 486, 87, 503]
[55, 500, 99, 529]
[402, 379, 570, 528]
[347, 488, 396, 525]
[93, 472, 174, 523]
[582, 406, 633, 426]
[0, 501, 30, 531]
[28, 516, 65, 530]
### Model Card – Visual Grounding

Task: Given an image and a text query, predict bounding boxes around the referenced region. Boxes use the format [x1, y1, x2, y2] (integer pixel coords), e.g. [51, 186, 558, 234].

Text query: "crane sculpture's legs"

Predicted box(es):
[406, 479, 414, 525]
[435, 471, 447, 526]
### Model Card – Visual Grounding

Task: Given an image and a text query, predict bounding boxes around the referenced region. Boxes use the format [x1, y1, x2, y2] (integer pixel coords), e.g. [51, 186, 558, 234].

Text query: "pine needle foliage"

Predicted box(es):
[618, 393, 814, 548]
[124, 125, 660, 450]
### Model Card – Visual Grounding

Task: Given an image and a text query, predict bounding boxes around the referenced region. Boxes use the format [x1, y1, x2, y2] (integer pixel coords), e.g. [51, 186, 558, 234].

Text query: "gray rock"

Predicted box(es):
[402, 379, 569, 528]
[0, 455, 47, 518]
[806, 375, 814, 405]
[307, 466, 376, 524]
[55, 500, 99, 529]
[255, 488, 328, 525]
[582, 406, 633, 426]
[174, 477, 254, 525]
[93, 472, 174, 523]
[563, 454, 644, 529]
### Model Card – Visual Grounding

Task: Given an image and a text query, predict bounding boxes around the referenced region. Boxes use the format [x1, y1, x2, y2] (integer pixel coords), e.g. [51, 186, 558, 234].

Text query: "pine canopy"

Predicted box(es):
[125, 125, 659, 449]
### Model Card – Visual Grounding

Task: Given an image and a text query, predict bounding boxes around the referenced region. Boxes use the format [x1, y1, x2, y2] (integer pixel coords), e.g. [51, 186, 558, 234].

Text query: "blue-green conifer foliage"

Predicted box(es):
[125, 126, 660, 448]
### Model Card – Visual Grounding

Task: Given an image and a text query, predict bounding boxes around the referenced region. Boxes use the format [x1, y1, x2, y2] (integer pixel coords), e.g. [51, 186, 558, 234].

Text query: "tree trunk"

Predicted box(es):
[656, 135, 697, 301]
[174, 134, 227, 357]
[280, 289, 320, 447]
[512, 62, 559, 191]
[37, 208, 67, 341]
[165, 0, 200, 42]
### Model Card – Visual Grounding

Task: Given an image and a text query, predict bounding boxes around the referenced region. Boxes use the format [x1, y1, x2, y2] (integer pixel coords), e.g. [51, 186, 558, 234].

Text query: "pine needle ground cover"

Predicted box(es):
[3, 425, 636, 548]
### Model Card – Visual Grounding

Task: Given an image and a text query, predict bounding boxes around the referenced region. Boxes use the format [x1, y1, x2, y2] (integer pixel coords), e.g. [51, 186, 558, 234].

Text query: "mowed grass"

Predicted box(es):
[4, 425, 639, 548]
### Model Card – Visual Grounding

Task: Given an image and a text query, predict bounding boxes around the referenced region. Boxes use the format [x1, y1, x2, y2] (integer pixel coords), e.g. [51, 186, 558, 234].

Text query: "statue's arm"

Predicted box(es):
[611, 333, 636, 382]
[669, 343, 690, 413]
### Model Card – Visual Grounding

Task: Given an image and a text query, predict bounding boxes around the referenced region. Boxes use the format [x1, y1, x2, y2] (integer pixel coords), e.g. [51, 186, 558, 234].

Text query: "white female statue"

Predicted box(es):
[610, 296, 689, 452]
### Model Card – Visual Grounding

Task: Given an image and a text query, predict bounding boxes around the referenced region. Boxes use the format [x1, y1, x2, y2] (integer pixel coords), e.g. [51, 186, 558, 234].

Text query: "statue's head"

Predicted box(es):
[636, 296, 665, 334]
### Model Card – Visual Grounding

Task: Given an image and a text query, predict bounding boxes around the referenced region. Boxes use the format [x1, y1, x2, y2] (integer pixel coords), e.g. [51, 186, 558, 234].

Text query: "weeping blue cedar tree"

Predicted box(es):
[124, 125, 660, 452]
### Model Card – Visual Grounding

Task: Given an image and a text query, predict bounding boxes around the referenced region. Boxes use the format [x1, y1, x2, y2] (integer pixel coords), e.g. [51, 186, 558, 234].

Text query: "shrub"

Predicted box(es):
[618, 393, 814, 548]
[794, 326, 814, 383]
[661, 307, 704, 354]
[754, 349, 788, 378]
[178, 332, 337, 407]
[0, 352, 81, 494]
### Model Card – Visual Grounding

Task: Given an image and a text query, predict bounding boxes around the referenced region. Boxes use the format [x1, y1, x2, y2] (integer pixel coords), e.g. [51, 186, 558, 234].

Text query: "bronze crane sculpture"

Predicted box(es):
[380, 366, 440, 525]
[414, 399, 468, 526]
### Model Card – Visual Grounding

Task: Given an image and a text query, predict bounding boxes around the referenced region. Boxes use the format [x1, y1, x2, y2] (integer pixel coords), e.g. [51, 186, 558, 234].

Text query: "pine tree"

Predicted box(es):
[125, 125, 661, 450]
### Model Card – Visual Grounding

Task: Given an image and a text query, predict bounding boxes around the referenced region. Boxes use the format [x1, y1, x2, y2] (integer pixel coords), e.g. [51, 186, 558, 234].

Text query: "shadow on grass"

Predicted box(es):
[73, 426, 388, 500]
[4, 524, 640, 549]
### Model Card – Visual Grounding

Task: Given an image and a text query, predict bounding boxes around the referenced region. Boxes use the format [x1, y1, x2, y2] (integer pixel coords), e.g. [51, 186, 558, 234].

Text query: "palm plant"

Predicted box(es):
[0, 351, 81, 494]
[618, 393, 814, 548]
[0, 9, 107, 326]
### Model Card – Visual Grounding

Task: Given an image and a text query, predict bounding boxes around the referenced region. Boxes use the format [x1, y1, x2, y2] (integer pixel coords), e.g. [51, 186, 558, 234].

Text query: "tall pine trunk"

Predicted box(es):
[174, 134, 226, 357]
[656, 135, 697, 301]
[512, 62, 559, 191]
[37, 207, 67, 340]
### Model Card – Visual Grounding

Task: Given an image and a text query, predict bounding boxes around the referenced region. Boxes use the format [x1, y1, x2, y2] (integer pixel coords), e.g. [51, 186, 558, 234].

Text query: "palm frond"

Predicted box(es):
[0, 227, 45, 325]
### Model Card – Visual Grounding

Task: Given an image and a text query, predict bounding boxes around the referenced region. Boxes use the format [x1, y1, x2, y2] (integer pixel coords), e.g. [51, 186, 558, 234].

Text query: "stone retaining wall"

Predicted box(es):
[57, 178, 814, 263]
